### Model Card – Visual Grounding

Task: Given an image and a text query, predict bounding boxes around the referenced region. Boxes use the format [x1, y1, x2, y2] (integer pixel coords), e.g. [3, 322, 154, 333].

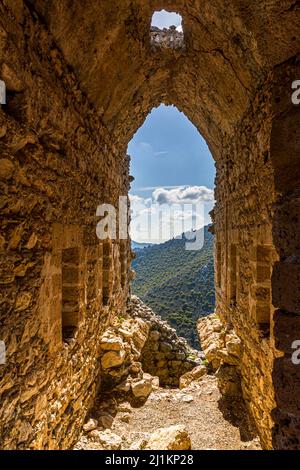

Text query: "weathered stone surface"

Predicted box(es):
[83, 419, 98, 433]
[273, 260, 300, 314]
[115, 380, 131, 393]
[0, 2, 134, 446]
[150, 26, 185, 51]
[216, 365, 242, 398]
[98, 412, 114, 429]
[0, 125, 7, 138]
[182, 395, 194, 403]
[145, 425, 191, 450]
[15, 292, 32, 312]
[273, 310, 300, 353]
[0, 159, 14, 180]
[119, 413, 130, 423]
[97, 299, 199, 401]
[1, 63, 23, 92]
[100, 336, 124, 351]
[198, 314, 241, 370]
[89, 430, 122, 450]
[117, 402, 132, 413]
[198, 314, 223, 369]
[25, 233, 38, 250]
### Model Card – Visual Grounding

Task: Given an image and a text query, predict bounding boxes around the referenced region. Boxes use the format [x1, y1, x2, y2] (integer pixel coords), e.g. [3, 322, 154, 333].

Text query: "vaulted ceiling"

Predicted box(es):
[29, 0, 300, 156]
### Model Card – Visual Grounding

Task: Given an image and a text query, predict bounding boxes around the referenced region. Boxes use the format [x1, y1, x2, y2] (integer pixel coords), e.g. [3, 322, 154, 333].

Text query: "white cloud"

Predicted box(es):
[152, 186, 215, 205]
[151, 10, 182, 30]
[129, 194, 144, 204]
[154, 150, 168, 157]
[129, 186, 214, 243]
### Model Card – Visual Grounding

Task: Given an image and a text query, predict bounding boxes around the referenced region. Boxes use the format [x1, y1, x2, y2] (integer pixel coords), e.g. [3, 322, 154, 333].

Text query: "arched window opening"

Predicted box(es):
[150, 10, 185, 51]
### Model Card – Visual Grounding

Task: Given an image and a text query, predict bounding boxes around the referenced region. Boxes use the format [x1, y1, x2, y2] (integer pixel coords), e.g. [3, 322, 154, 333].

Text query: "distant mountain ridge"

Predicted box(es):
[131, 240, 155, 251]
[131, 226, 215, 348]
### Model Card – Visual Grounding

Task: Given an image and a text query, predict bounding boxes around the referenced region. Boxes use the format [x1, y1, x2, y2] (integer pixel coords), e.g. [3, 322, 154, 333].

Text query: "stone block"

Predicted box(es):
[257, 246, 273, 263]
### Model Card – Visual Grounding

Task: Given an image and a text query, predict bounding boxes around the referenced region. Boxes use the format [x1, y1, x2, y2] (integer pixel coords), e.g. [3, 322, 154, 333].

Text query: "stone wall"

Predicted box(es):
[0, 1, 131, 449]
[270, 56, 300, 449]
[150, 26, 185, 51]
[130, 297, 202, 387]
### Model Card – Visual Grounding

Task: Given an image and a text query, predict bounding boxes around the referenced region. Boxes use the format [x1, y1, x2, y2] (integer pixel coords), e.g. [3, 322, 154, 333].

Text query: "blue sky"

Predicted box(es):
[151, 10, 183, 32]
[128, 105, 215, 243]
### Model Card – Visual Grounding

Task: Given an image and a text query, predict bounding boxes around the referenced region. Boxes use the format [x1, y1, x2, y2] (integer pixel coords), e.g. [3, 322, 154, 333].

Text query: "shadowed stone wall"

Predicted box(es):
[0, 0, 299, 450]
[0, 0, 130, 449]
[150, 26, 185, 51]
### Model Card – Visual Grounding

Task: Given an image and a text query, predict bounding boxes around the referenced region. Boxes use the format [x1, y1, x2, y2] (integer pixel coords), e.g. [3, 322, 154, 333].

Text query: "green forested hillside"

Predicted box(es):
[132, 227, 215, 348]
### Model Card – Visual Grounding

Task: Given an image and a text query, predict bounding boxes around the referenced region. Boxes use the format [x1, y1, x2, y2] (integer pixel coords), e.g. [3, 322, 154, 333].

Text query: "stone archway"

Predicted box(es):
[0, 0, 299, 450]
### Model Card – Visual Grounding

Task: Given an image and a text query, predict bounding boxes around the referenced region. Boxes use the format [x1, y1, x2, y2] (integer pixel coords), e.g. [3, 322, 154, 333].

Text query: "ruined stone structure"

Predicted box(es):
[0, 0, 300, 450]
[97, 296, 202, 395]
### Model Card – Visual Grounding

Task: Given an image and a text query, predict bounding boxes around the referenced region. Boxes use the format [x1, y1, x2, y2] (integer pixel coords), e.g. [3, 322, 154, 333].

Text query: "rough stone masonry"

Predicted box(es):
[0, 0, 300, 450]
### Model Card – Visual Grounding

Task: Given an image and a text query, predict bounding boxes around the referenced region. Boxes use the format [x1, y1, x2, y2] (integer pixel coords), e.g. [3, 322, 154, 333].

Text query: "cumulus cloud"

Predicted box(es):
[152, 186, 215, 205]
